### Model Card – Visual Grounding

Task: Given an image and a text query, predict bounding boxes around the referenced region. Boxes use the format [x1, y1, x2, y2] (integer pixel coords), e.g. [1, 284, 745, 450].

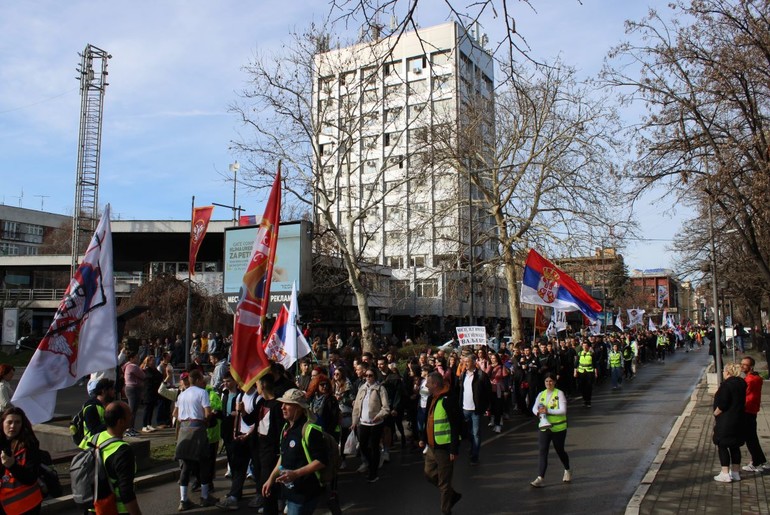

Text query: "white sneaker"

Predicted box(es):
[714, 472, 732, 483]
[356, 463, 368, 473]
[382, 450, 390, 463]
[530, 476, 544, 488]
[493, 425, 502, 433]
[422, 446, 428, 455]
[762, 463, 770, 471]
[742, 463, 763, 472]
[488, 421, 494, 427]
[730, 471, 741, 481]
[563, 469, 572, 482]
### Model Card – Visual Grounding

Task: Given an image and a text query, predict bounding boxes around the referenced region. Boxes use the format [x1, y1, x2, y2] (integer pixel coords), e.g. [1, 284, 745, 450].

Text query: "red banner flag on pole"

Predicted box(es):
[230, 166, 281, 389]
[189, 205, 214, 276]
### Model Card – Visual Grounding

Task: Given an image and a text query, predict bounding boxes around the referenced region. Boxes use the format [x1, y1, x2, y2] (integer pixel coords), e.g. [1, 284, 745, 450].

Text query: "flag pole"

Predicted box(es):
[185, 195, 194, 371]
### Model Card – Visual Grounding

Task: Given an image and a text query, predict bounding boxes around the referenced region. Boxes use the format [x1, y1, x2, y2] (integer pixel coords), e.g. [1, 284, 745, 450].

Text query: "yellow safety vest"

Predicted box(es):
[577, 351, 594, 373]
[432, 398, 451, 445]
[538, 389, 567, 432]
[95, 431, 132, 514]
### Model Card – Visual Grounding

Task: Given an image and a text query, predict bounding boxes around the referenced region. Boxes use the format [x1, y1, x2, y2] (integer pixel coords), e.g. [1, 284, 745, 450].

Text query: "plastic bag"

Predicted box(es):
[343, 430, 358, 455]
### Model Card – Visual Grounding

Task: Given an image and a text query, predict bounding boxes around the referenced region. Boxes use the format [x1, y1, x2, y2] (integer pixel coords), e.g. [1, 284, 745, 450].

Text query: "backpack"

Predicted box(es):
[69, 399, 98, 446]
[300, 422, 341, 488]
[70, 434, 120, 506]
[38, 449, 63, 498]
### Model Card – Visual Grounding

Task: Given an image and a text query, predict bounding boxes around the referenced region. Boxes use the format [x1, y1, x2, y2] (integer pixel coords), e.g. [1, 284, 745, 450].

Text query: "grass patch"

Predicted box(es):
[151, 443, 177, 461]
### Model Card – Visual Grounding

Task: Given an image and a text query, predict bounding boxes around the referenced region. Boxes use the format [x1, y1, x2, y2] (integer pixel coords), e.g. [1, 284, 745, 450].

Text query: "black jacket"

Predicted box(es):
[713, 375, 747, 447]
[456, 368, 491, 414]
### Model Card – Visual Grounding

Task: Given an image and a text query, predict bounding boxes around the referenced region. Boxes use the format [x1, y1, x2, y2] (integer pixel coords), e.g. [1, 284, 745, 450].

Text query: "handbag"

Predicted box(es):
[343, 430, 358, 455]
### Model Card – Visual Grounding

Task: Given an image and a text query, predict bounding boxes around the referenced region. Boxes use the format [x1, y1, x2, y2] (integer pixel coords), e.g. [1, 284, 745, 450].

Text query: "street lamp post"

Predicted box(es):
[229, 161, 240, 225]
[708, 202, 724, 384]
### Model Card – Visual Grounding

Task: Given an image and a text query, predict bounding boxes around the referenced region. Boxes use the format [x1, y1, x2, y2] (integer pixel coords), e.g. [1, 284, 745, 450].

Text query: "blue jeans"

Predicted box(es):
[462, 410, 481, 461]
[286, 498, 319, 515]
[610, 367, 623, 388]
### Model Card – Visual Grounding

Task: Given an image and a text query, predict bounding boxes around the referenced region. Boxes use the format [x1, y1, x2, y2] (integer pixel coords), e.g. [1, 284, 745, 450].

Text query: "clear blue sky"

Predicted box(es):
[0, 0, 684, 271]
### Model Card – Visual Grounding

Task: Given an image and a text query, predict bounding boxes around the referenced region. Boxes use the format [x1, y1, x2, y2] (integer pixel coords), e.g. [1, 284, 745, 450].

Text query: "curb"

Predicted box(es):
[624, 369, 704, 515]
[41, 456, 227, 514]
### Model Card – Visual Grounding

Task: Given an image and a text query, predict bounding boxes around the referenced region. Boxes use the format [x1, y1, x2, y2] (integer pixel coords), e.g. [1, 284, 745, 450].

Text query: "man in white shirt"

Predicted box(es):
[457, 354, 491, 465]
[174, 370, 216, 510]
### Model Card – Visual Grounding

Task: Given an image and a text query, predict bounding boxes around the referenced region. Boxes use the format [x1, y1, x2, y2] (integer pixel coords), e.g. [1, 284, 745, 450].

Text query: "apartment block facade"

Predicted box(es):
[313, 22, 509, 334]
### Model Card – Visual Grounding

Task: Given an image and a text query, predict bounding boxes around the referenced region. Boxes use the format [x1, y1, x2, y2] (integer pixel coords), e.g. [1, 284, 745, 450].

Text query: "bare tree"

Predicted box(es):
[329, 0, 546, 71]
[231, 25, 435, 353]
[603, 0, 770, 292]
[425, 59, 630, 341]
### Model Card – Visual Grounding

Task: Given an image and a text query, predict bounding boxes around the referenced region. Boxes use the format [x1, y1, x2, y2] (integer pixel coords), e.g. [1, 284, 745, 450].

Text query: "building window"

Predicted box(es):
[416, 278, 438, 297]
[391, 279, 410, 299]
[408, 56, 427, 75]
[388, 256, 405, 268]
[431, 51, 451, 67]
[408, 80, 427, 96]
[411, 255, 426, 267]
[385, 230, 403, 245]
[384, 61, 400, 77]
[384, 132, 402, 147]
[0, 243, 19, 256]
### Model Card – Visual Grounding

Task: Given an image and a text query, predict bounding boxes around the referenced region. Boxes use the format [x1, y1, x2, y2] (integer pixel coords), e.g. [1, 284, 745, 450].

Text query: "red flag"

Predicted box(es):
[230, 168, 281, 389]
[535, 306, 548, 332]
[189, 206, 214, 276]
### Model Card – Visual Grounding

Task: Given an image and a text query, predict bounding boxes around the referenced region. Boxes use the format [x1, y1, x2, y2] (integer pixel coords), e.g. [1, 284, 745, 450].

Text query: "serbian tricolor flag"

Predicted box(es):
[189, 205, 214, 276]
[264, 284, 311, 369]
[231, 167, 281, 390]
[520, 248, 602, 321]
[239, 214, 258, 226]
[13, 206, 118, 424]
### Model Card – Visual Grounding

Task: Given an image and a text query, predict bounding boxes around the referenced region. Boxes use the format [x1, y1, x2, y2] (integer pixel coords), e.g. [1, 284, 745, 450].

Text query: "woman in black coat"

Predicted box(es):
[712, 362, 747, 482]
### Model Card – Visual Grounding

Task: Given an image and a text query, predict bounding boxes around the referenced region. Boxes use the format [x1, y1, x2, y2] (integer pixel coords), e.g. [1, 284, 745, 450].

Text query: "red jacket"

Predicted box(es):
[745, 372, 763, 415]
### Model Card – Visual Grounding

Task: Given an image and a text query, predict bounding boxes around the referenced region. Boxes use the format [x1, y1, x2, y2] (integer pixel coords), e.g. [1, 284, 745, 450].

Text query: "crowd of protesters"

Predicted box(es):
[56, 320, 770, 513]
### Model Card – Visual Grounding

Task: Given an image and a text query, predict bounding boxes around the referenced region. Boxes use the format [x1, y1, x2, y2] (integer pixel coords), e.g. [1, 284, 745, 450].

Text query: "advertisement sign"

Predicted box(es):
[455, 326, 488, 346]
[223, 221, 309, 310]
[2, 308, 19, 346]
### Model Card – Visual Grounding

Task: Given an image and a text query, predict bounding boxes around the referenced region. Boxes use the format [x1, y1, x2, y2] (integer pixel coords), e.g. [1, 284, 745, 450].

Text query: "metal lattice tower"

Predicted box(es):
[71, 44, 110, 275]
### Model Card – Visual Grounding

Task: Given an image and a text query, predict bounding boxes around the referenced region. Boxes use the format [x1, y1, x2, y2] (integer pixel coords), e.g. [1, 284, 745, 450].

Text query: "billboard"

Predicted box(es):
[223, 221, 311, 310]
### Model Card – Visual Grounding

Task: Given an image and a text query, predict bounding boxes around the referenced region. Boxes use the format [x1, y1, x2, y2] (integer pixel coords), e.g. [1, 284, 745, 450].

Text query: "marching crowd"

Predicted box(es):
[0, 320, 759, 515]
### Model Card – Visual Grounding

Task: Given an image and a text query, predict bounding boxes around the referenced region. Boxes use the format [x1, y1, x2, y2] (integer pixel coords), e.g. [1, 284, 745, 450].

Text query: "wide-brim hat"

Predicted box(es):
[277, 388, 315, 421]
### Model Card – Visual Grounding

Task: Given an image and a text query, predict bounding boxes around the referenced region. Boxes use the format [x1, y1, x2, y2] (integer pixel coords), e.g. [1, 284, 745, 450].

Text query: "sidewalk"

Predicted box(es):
[628, 350, 770, 514]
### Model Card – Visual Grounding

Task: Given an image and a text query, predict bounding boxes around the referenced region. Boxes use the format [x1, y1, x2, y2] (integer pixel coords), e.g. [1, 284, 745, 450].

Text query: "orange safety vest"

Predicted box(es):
[0, 447, 43, 514]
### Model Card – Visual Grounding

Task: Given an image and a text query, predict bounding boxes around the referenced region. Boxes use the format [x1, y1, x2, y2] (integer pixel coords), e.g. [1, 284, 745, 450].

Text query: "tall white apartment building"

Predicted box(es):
[313, 22, 508, 332]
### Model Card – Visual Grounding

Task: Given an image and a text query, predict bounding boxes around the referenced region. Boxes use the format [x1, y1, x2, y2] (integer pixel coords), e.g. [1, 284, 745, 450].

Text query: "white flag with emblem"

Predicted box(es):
[13, 206, 117, 424]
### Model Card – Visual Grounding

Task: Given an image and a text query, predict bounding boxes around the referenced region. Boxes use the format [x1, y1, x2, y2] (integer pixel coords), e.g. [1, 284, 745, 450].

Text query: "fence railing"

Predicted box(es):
[0, 289, 67, 302]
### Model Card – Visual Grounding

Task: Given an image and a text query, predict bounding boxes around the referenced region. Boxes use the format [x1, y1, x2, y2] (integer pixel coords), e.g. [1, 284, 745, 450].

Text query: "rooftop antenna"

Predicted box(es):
[389, 13, 398, 31]
[34, 194, 50, 211]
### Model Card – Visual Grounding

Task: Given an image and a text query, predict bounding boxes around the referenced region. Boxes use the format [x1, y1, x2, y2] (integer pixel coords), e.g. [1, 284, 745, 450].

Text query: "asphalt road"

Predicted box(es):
[50, 348, 710, 515]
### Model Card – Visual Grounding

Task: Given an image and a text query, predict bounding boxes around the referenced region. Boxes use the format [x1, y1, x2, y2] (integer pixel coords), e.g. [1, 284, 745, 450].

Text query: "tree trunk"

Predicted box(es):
[502, 248, 524, 343]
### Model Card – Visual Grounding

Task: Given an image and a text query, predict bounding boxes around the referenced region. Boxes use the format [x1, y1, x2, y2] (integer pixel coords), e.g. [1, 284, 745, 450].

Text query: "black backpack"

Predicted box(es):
[38, 449, 62, 498]
[69, 399, 98, 446]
